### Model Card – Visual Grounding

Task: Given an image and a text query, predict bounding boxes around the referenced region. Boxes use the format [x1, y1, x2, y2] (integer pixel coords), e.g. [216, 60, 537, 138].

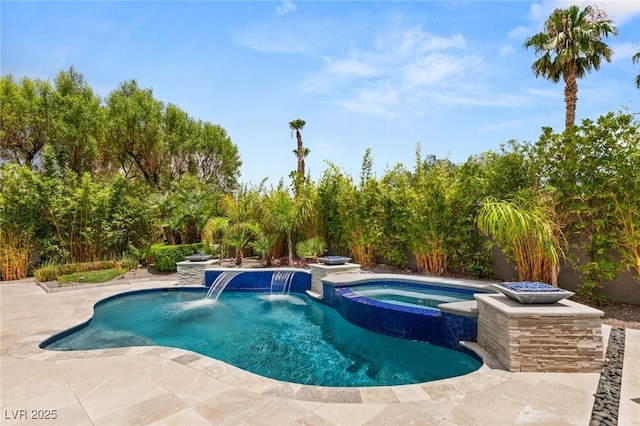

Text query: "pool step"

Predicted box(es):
[438, 300, 479, 318]
[305, 289, 323, 300]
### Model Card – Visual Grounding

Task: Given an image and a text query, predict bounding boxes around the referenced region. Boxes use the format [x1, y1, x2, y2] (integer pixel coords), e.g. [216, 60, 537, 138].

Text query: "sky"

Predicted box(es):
[2, 0, 639, 186]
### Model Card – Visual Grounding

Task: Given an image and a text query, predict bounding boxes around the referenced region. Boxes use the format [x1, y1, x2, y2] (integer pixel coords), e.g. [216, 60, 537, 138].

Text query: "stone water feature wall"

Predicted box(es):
[176, 259, 219, 286]
[203, 268, 311, 293]
[476, 294, 605, 372]
[307, 263, 361, 299]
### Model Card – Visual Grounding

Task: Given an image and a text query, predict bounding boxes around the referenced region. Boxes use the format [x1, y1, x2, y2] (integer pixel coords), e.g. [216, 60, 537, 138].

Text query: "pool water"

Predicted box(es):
[348, 284, 475, 310]
[42, 290, 481, 387]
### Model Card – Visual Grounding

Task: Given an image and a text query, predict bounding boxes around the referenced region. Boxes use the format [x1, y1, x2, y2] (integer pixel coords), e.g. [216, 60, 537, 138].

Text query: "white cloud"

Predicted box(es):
[241, 21, 545, 119]
[335, 88, 400, 118]
[234, 28, 313, 55]
[507, 25, 530, 41]
[324, 57, 378, 78]
[428, 88, 531, 108]
[527, 1, 555, 24]
[500, 44, 515, 56]
[611, 42, 640, 62]
[376, 29, 466, 56]
[599, 0, 640, 25]
[402, 53, 481, 88]
[300, 28, 488, 117]
[276, 0, 297, 16]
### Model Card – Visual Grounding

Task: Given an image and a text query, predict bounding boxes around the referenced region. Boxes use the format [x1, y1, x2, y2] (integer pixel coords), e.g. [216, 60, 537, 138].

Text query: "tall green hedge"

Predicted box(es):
[150, 243, 203, 272]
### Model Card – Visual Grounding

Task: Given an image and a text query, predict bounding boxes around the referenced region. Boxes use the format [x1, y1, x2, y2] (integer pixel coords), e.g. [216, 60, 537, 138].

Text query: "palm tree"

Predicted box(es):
[202, 217, 230, 259]
[172, 186, 214, 244]
[225, 222, 258, 265]
[633, 51, 640, 88]
[524, 5, 617, 128]
[149, 192, 177, 245]
[250, 229, 278, 267]
[263, 189, 310, 266]
[289, 118, 309, 184]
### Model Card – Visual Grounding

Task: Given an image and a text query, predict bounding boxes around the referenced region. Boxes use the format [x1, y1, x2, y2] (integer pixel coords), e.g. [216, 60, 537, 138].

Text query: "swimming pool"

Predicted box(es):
[41, 288, 481, 387]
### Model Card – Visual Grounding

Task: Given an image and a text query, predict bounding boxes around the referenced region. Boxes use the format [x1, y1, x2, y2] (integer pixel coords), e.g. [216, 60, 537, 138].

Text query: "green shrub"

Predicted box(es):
[57, 260, 119, 276]
[127, 243, 152, 266]
[33, 259, 124, 282]
[33, 260, 60, 282]
[150, 243, 203, 272]
[118, 254, 139, 272]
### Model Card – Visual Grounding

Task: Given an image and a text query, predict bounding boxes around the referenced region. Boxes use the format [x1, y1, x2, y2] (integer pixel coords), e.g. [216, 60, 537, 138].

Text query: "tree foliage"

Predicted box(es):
[534, 111, 640, 285]
[319, 151, 385, 267]
[0, 75, 53, 168]
[1, 69, 241, 191]
[1, 66, 638, 304]
[0, 164, 44, 279]
[48, 67, 103, 176]
[0, 68, 242, 277]
[105, 80, 165, 187]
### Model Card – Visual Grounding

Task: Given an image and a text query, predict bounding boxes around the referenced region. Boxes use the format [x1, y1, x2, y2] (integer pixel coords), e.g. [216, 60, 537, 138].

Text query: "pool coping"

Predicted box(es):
[7, 282, 513, 404]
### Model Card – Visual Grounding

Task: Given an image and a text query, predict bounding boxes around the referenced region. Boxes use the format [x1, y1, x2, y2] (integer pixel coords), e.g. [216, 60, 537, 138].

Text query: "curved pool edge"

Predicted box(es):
[11, 337, 507, 404]
[6, 282, 510, 403]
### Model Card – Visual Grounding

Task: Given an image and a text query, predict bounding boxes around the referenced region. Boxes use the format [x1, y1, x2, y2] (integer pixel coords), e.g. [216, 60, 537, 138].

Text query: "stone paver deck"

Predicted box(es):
[1, 278, 638, 425]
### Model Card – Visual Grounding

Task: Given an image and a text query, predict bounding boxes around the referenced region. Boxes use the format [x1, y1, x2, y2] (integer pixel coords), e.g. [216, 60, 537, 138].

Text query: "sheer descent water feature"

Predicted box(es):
[269, 270, 295, 295]
[204, 271, 242, 301]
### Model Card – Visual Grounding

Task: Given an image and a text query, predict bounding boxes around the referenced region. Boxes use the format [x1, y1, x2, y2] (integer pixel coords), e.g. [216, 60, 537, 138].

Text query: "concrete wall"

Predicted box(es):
[341, 245, 640, 305]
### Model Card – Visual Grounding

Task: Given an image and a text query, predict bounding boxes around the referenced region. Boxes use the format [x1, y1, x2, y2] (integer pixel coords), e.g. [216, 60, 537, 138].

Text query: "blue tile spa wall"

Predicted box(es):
[204, 269, 311, 294]
[331, 286, 478, 350]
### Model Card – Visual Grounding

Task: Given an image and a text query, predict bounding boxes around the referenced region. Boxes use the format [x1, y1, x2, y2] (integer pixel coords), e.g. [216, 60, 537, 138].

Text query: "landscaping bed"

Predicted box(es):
[36, 267, 176, 293]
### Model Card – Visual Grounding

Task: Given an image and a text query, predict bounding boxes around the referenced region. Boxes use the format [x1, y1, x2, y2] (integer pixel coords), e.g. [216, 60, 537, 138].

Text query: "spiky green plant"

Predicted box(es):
[225, 222, 259, 265]
[477, 195, 565, 284]
[250, 229, 278, 267]
[296, 236, 326, 261]
[262, 189, 310, 266]
[203, 217, 230, 259]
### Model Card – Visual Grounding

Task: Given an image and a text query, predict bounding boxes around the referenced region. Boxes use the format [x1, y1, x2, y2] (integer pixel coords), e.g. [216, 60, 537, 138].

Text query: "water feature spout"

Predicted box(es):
[204, 271, 242, 301]
[270, 271, 295, 295]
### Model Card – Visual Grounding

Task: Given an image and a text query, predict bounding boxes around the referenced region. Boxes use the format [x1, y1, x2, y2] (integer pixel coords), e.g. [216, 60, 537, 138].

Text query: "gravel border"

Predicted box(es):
[590, 328, 625, 425]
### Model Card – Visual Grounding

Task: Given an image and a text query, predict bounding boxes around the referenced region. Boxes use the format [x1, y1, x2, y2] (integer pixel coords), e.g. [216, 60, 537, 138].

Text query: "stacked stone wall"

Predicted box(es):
[477, 294, 604, 372]
[176, 260, 218, 286]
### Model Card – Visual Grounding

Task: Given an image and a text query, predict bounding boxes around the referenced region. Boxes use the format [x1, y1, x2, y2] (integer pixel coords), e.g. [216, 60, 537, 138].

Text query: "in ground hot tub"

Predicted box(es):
[320, 274, 494, 350]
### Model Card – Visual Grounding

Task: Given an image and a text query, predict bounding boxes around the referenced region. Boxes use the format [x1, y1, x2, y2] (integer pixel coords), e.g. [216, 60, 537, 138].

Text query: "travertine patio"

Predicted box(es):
[1, 278, 638, 425]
